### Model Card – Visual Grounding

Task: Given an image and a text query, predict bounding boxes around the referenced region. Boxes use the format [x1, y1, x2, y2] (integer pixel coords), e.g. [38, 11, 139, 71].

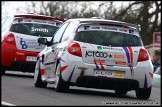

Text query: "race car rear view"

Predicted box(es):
[34, 18, 153, 100]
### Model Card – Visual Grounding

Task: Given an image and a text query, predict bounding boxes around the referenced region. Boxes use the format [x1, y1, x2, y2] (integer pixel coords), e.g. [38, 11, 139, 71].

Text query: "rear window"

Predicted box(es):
[10, 23, 59, 37]
[74, 31, 143, 47]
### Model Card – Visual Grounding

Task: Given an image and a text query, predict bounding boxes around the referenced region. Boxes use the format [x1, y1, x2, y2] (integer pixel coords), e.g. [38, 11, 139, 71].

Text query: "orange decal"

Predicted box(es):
[114, 54, 125, 59]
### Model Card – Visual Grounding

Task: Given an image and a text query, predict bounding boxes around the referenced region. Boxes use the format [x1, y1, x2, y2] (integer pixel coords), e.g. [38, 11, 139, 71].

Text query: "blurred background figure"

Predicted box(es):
[152, 55, 161, 72]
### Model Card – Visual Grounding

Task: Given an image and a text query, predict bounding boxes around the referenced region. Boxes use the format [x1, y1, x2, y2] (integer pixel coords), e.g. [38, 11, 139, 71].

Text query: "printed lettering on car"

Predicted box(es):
[114, 54, 125, 59]
[20, 38, 45, 49]
[31, 27, 48, 32]
[85, 51, 108, 58]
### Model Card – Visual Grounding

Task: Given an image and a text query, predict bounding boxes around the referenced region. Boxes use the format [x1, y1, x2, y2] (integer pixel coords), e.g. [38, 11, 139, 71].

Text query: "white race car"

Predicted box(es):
[34, 18, 153, 99]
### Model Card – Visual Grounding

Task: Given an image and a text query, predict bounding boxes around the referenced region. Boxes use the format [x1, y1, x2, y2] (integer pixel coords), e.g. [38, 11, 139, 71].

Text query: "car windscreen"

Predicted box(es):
[74, 31, 143, 47]
[10, 23, 59, 37]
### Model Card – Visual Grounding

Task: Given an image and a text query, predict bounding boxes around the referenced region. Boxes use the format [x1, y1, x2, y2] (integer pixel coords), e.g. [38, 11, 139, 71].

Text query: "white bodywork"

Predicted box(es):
[36, 18, 153, 90]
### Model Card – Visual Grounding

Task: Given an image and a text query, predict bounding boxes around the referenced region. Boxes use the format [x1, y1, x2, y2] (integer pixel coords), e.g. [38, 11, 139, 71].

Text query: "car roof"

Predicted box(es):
[14, 13, 65, 22]
[67, 18, 141, 31]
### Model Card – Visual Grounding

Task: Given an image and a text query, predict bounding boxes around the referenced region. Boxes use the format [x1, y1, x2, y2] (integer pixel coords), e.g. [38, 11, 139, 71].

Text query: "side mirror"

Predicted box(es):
[38, 38, 48, 45]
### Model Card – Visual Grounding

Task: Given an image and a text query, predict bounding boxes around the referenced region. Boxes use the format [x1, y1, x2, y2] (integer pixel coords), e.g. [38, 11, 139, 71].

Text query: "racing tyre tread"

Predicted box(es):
[55, 63, 69, 93]
[135, 87, 152, 99]
[34, 60, 47, 88]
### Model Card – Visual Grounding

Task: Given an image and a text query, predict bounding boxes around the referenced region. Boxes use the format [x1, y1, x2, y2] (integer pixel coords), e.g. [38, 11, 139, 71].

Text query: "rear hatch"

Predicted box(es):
[74, 24, 143, 67]
[10, 18, 63, 52]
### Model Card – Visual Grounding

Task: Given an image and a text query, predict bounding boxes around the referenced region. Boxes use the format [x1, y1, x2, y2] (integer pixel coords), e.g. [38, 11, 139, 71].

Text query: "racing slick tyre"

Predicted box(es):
[115, 90, 127, 95]
[55, 63, 69, 92]
[1, 66, 6, 75]
[34, 60, 47, 88]
[135, 86, 152, 99]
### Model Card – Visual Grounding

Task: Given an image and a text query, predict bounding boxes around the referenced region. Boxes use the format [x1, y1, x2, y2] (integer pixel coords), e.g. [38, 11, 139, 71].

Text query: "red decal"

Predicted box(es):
[115, 61, 126, 65]
[94, 59, 106, 63]
[149, 72, 153, 79]
[40, 69, 45, 75]
[61, 66, 68, 72]
[100, 62, 104, 70]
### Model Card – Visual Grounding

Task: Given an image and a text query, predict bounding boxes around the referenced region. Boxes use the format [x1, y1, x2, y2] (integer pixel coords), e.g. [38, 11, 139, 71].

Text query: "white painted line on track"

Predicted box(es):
[1, 101, 15, 106]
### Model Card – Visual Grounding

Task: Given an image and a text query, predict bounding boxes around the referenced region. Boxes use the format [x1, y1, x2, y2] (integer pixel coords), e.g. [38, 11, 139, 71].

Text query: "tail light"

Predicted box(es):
[68, 41, 82, 57]
[4, 33, 16, 45]
[137, 48, 149, 62]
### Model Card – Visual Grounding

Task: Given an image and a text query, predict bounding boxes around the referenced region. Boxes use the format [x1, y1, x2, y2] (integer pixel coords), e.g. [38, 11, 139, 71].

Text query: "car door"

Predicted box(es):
[44, 22, 70, 78]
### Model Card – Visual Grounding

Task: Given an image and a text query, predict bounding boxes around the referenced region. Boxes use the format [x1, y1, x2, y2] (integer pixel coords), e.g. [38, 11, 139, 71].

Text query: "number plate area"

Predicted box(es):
[26, 56, 37, 61]
[94, 70, 123, 78]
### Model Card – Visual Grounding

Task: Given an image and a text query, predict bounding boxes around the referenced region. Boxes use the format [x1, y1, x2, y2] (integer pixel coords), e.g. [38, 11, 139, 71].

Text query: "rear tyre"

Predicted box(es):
[1, 66, 6, 75]
[115, 90, 127, 95]
[54, 63, 69, 92]
[135, 87, 152, 99]
[34, 60, 47, 88]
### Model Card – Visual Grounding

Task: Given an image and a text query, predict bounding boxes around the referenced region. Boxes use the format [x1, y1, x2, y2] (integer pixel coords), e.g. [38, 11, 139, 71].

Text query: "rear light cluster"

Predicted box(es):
[4, 33, 16, 45]
[68, 41, 82, 57]
[137, 48, 149, 62]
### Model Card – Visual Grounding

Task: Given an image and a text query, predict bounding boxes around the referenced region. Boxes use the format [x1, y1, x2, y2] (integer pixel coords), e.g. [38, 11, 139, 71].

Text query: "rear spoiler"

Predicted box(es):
[14, 14, 65, 22]
[79, 20, 141, 31]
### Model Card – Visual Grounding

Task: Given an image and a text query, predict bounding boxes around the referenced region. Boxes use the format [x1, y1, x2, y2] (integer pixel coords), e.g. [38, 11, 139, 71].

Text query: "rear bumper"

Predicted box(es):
[11, 61, 36, 72]
[75, 76, 139, 90]
[60, 56, 153, 89]
[2, 41, 38, 73]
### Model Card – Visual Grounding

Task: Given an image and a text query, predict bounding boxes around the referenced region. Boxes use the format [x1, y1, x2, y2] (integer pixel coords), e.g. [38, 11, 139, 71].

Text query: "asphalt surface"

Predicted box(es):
[1, 71, 161, 106]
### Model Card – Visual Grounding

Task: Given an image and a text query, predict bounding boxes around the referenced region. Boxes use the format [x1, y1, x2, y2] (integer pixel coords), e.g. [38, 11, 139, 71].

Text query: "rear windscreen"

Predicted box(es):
[10, 23, 59, 37]
[74, 31, 143, 47]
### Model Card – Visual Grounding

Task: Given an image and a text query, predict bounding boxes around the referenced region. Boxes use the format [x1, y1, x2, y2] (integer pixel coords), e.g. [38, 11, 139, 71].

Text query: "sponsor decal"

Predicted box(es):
[20, 38, 27, 49]
[119, 28, 127, 32]
[18, 19, 23, 22]
[78, 67, 87, 75]
[129, 29, 134, 34]
[108, 53, 113, 58]
[84, 26, 90, 30]
[102, 26, 117, 31]
[91, 26, 100, 29]
[31, 27, 48, 32]
[20, 38, 45, 49]
[94, 59, 106, 63]
[85, 51, 108, 58]
[34, 20, 46, 23]
[102, 46, 123, 51]
[114, 54, 125, 59]
[56, 22, 62, 26]
[97, 46, 102, 50]
[115, 61, 126, 65]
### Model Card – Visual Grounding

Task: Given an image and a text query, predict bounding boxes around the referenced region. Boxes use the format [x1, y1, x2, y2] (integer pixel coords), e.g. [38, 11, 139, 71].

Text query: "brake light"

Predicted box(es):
[68, 41, 82, 57]
[4, 33, 16, 45]
[137, 48, 149, 62]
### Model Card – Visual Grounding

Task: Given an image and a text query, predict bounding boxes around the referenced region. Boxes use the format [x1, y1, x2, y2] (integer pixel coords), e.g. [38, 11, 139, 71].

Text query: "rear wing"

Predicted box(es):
[14, 14, 65, 22]
[79, 20, 141, 31]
